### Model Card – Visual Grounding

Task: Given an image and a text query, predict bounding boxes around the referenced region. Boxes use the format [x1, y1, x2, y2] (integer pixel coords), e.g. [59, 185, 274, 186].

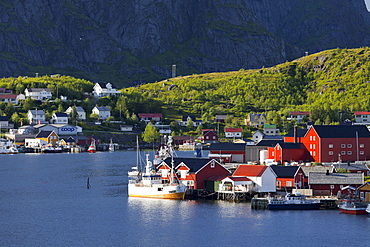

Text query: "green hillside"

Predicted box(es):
[121, 47, 370, 125]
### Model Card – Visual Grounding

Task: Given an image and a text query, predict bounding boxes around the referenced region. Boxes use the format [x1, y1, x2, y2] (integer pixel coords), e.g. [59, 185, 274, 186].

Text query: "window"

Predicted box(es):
[330, 185, 335, 189]
[286, 181, 292, 187]
[347, 151, 352, 155]
[329, 151, 333, 155]
[310, 144, 312, 149]
[329, 144, 333, 148]
[360, 151, 364, 155]
[341, 151, 346, 155]
[313, 144, 316, 149]
[310, 136, 312, 141]
[313, 136, 316, 141]
[272, 152, 275, 156]
[210, 161, 215, 168]
[347, 144, 352, 148]
[341, 144, 346, 148]
[360, 144, 364, 148]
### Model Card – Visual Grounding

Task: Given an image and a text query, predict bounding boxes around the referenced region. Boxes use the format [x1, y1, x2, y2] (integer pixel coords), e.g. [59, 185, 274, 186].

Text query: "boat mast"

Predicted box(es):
[168, 136, 174, 184]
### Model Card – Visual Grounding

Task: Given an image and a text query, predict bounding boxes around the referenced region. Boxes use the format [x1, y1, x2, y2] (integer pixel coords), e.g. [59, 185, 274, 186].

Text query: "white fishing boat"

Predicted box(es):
[108, 139, 115, 152]
[87, 139, 96, 153]
[268, 193, 321, 210]
[0, 138, 19, 154]
[128, 136, 187, 199]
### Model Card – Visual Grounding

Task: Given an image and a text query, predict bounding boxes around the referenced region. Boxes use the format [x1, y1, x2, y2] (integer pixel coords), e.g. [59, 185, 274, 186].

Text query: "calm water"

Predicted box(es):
[1, 150, 370, 247]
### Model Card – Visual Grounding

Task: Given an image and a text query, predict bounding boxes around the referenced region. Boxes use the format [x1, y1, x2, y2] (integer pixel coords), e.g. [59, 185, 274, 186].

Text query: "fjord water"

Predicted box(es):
[1, 151, 370, 247]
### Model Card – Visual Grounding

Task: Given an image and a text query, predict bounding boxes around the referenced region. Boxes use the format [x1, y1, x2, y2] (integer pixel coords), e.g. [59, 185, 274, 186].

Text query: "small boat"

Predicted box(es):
[268, 193, 321, 210]
[108, 139, 115, 152]
[41, 144, 62, 153]
[366, 203, 370, 214]
[0, 138, 19, 154]
[128, 136, 187, 199]
[338, 198, 368, 215]
[87, 139, 96, 153]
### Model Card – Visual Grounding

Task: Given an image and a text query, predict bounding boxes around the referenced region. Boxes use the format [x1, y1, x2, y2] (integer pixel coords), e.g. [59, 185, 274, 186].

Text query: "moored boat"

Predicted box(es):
[128, 136, 187, 200]
[268, 193, 322, 210]
[338, 198, 368, 215]
[88, 139, 96, 153]
[366, 203, 370, 214]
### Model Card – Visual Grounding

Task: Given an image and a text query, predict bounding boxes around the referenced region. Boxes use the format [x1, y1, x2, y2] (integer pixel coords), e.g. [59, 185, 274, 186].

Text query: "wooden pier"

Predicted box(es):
[251, 198, 269, 209]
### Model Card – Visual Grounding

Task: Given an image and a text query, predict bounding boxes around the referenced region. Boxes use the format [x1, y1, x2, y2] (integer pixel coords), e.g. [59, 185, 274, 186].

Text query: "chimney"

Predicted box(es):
[294, 125, 297, 143]
[326, 170, 330, 176]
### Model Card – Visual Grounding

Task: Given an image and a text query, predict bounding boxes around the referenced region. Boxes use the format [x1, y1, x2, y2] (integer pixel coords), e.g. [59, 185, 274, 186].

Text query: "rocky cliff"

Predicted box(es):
[0, 0, 369, 87]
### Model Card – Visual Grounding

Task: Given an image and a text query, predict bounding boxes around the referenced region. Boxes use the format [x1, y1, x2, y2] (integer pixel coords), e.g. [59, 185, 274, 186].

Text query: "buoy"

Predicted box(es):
[87, 177, 90, 189]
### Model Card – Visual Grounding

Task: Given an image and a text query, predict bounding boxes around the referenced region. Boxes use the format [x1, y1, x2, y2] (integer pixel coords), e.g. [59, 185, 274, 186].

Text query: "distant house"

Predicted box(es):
[270, 165, 305, 191]
[209, 143, 246, 163]
[288, 111, 310, 123]
[332, 162, 370, 176]
[92, 82, 121, 98]
[138, 113, 162, 124]
[70, 136, 90, 145]
[28, 109, 46, 124]
[59, 138, 76, 147]
[35, 130, 59, 145]
[65, 106, 86, 120]
[0, 94, 19, 104]
[358, 182, 370, 202]
[308, 171, 364, 196]
[120, 125, 133, 132]
[24, 88, 52, 101]
[300, 166, 335, 187]
[232, 165, 276, 193]
[173, 136, 195, 146]
[218, 176, 254, 193]
[0, 116, 10, 128]
[158, 157, 230, 189]
[354, 111, 370, 125]
[252, 130, 284, 144]
[224, 128, 242, 138]
[155, 124, 171, 135]
[245, 113, 266, 127]
[51, 113, 69, 124]
[201, 129, 218, 143]
[214, 115, 231, 123]
[92, 106, 111, 120]
[263, 124, 280, 136]
[178, 115, 202, 127]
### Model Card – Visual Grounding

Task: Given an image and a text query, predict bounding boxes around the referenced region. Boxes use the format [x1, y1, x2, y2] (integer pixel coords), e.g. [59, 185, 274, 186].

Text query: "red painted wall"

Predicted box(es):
[194, 163, 230, 189]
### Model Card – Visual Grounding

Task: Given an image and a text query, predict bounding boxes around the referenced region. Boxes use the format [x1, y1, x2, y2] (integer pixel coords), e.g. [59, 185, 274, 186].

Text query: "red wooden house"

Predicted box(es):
[158, 157, 230, 189]
[201, 129, 218, 143]
[268, 143, 307, 164]
[308, 171, 364, 196]
[209, 143, 246, 163]
[270, 165, 305, 191]
[268, 125, 370, 163]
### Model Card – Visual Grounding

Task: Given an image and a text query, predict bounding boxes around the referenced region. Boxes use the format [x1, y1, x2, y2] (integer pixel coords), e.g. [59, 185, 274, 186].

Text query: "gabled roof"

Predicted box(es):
[332, 163, 370, 171]
[54, 113, 68, 117]
[163, 157, 226, 173]
[311, 125, 370, 138]
[354, 111, 370, 115]
[209, 143, 245, 151]
[26, 88, 52, 92]
[285, 128, 308, 137]
[249, 113, 265, 121]
[96, 82, 118, 89]
[300, 166, 334, 177]
[233, 165, 268, 177]
[0, 94, 17, 99]
[255, 140, 282, 147]
[36, 130, 56, 138]
[94, 106, 110, 111]
[270, 165, 300, 178]
[181, 115, 196, 121]
[308, 172, 363, 185]
[224, 128, 242, 132]
[226, 176, 252, 182]
[0, 116, 9, 121]
[29, 110, 45, 115]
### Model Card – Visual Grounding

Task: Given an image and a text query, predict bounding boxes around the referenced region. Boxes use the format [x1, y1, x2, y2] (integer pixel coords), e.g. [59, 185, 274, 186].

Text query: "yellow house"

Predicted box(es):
[244, 113, 266, 127]
[35, 130, 59, 145]
[358, 182, 370, 202]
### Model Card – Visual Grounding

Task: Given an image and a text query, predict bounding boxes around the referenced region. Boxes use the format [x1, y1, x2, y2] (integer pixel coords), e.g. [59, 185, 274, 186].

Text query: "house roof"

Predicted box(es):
[26, 88, 52, 92]
[96, 82, 118, 89]
[29, 110, 45, 115]
[332, 163, 370, 171]
[0, 116, 9, 121]
[181, 115, 196, 121]
[255, 140, 283, 147]
[227, 176, 252, 182]
[138, 113, 162, 118]
[36, 130, 55, 138]
[224, 128, 242, 132]
[249, 113, 265, 121]
[233, 165, 268, 177]
[263, 135, 284, 140]
[308, 172, 363, 185]
[209, 143, 245, 151]
[311, 125, 370, 138]
[270, 165, 300, 178]
[94, 106, 110, 111]
[0, 94, 17, 99]
[163, 157, 225, 173]
[285, 128, 308, 137]
[354, 111, 370, 115]
[300, 166, 334, 177]
[54, 113, 68, 117]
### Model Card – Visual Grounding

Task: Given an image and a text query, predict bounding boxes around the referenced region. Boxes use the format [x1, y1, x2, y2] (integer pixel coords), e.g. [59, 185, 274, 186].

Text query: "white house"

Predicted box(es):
[155, 124, 171, 135]
[65, 106, 86, 120]
[233, 165, 276, 193]
[224, 128, 242, 138]
[0, 94, 21, 104]
[354, 111, 370, 125]
[138, 113, 162, 124]
[0, 116, 9, 128]
[51, 113, 69, 124]
[28, 109, 46, 124]
[24, 88, 52, 101]
[263, 124, 280, 135]
[218, 176, 254, 193]
[288, 111, 310, 123]
[24, 138, 48, 147]
[92, 106, 111, 120]
[120, 125, 133, 132]
[92, 82, 121, 97]
[252, 130, 265, 143]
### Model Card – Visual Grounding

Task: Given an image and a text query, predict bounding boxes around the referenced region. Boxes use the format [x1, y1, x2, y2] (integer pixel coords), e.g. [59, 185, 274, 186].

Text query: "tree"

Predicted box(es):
[186, 116, 194, 130]
[142, 122, 160, 143]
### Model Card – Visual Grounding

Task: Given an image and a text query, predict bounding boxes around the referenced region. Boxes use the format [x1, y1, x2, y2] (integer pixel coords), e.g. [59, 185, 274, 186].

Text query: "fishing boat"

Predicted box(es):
[108, 139, 115, 152]
[87, 139, 96, 153]
[338, 198, 368, 215]
[0, 138, 19, 154]
[128, 136, 187, 199]
[366, 203, 370, 214]
[268, 193, 322, 210]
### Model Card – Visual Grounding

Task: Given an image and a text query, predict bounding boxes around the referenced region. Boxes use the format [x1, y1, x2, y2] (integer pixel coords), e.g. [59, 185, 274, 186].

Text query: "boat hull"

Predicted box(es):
[339, 206, 367, 215]
[128, 184, 186, 200]
[128, 192, 185, 200]
[268, 203, 321, 210]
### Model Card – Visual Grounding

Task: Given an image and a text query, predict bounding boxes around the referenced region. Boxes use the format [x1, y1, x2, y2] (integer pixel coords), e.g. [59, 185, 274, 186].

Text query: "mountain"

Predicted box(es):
[1, 0, 370, 87]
